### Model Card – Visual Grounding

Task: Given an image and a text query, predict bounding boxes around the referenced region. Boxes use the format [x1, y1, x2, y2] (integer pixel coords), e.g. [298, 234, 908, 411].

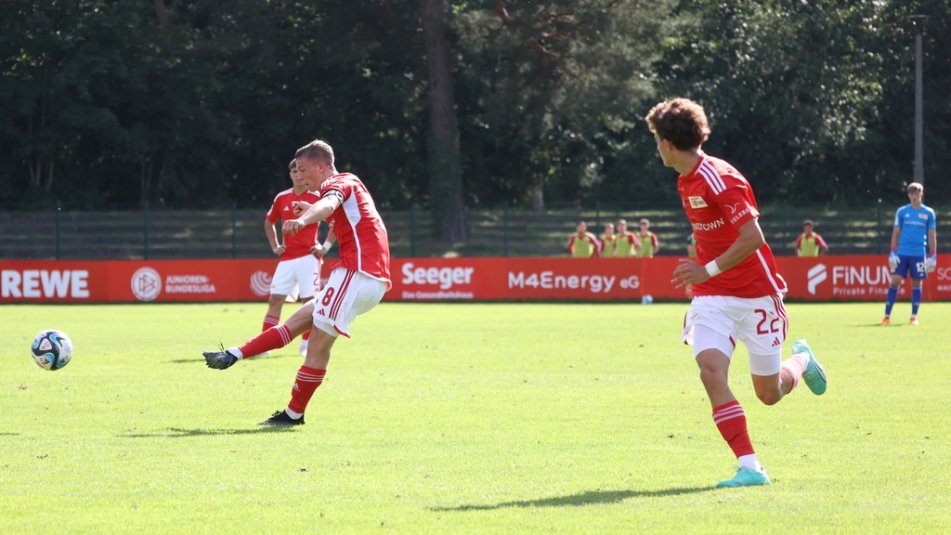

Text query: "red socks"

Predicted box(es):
[288, 366, 326, 414]
[240, 324, 293, 358]
[262, 314, 280, 332]
[712, 400, 755, 458]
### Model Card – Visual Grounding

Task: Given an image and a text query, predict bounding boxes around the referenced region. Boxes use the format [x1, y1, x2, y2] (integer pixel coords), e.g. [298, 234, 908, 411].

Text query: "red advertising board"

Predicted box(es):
[780, 255, 951, 301]
[391, 257, 648, 301]
[0, 259, 278, 303]
[2, 255, 949, 303]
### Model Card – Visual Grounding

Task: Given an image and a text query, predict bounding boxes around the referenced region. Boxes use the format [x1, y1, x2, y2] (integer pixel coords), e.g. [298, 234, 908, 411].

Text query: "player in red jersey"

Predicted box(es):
[645, 98, 827, 488]
[207, 139, 391, 427]
[263, 159, 323, 355]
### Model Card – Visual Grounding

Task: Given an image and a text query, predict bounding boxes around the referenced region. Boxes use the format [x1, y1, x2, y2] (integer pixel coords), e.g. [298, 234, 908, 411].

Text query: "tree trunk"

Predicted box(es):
[420, 0, 468, 243]
[530, 185, 545, 213]
[153, 0, 168, 27]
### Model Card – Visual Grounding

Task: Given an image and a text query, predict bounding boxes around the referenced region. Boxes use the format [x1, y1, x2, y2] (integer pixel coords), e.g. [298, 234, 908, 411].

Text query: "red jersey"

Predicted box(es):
[266, 188, 321, 260]
[319, 173, 391, 286]
[677, 153, 787, 298]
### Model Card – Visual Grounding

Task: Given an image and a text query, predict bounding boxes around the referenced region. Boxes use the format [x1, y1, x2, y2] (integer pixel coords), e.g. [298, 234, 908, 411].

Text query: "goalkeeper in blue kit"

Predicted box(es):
[882, 182, 937, 326]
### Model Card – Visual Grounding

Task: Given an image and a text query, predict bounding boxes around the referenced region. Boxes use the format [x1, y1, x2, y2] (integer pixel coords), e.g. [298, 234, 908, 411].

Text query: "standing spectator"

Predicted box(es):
[263, 158, 322, 355]
[568, 221, 600, 258]
[795, 220, 829, 256]
[613, 219, 641, 257]
[882, 182, 937, 326]
[646, 97, 826, 488]
[636, 218, 660, 257]
[600, 223, 617, 258]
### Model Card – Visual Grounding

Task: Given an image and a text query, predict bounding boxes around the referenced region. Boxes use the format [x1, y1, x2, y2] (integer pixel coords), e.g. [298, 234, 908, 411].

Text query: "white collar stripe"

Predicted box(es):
[698, 161, 726, 194]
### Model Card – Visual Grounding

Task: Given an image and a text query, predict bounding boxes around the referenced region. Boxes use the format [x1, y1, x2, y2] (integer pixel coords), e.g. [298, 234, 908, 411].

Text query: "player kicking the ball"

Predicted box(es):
[645, 98, 827, 488]
[204, 139, 391, 427]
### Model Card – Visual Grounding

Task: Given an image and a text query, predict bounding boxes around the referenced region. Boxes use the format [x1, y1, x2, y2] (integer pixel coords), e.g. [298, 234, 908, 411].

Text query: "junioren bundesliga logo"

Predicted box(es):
[131, 267, 162, 301]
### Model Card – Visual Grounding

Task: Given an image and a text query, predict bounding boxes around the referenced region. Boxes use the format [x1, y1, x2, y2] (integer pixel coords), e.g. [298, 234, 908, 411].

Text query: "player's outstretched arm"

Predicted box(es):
[285, 196, 342, 235]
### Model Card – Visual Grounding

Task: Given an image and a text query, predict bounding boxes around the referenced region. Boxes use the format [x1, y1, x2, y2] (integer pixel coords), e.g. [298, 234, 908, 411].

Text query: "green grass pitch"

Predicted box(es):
[2, 302, 950, 533]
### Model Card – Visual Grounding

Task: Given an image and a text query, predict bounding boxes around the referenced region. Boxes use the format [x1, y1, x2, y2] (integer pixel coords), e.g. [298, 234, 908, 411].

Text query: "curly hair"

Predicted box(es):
[644, 98, 711, 150]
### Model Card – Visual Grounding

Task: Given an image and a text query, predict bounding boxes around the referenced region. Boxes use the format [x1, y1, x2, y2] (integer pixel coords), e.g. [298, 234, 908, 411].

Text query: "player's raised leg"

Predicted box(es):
[792, 339, 826, 394]
[203, 301, 315, 369]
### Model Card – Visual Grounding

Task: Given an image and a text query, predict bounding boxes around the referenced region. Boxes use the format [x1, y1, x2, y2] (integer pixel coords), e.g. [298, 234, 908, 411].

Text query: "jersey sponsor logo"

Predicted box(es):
[729, 207, 751, 225]
[807, 264, 827, 295]
[725, 202, 741, 214]
[771, 337, 781, 347]
[688, 196, 707, 209]
[691, 218, 724, 232]
[1, 269, 90, 299]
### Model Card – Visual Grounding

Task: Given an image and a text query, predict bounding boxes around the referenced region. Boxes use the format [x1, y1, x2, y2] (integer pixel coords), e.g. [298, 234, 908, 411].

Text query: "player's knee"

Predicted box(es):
[755, 388, 782, 406]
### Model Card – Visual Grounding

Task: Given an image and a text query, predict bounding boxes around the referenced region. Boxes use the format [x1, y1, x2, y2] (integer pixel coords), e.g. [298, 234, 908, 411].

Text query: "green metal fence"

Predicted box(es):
[1, 202, 945, 261]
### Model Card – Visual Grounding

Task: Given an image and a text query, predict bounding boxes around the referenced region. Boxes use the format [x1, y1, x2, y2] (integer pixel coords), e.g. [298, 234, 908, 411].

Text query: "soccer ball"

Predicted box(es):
[641, 294, 654, 305]
[31, 329, 74, 371]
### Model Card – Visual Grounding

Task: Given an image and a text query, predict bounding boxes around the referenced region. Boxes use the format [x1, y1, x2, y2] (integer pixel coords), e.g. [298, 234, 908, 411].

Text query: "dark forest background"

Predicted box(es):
[1, 1, 949, 242]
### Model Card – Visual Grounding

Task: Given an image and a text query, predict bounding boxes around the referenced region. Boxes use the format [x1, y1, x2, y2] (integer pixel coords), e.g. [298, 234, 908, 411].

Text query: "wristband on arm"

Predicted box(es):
[705, 260, 722, 278]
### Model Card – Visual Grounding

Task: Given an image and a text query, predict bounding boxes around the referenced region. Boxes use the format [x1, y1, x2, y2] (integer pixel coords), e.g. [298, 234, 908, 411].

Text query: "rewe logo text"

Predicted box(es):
[1, 270, 90, 298]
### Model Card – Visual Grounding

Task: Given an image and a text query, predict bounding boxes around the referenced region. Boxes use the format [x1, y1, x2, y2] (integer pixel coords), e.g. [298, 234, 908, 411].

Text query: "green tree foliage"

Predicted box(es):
[654, 0, 951, 205]
[0, 0, 948, 216]
[453, 0, 674, 210]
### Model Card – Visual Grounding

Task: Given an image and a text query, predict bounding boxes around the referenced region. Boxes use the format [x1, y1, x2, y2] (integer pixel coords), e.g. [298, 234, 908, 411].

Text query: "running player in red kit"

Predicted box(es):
[645, 98, 827, 487]
[207, 139, 391, 426]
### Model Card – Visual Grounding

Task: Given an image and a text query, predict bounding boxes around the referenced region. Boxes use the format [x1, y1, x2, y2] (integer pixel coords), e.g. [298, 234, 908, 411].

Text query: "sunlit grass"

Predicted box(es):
[1, 302, 949, 533]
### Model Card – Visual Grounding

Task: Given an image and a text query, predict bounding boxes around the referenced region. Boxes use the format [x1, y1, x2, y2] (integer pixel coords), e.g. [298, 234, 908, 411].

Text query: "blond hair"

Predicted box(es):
[295, 139, 335, 165]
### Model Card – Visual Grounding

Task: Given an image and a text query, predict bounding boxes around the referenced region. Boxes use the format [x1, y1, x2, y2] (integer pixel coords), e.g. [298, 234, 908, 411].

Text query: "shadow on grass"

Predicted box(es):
[165, 353, 299, 364]
[120, 426, 297, 438]
[431, 486, 713, 511]
[0, 432, 20, 436]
